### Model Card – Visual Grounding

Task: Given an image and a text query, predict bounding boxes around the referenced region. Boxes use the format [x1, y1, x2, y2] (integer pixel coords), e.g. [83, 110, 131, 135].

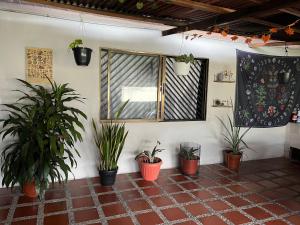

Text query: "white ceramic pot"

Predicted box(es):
[174, 62, 191, 76]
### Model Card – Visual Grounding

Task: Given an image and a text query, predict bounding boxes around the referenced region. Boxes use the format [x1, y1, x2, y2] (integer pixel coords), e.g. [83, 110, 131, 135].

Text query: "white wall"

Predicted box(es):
[1, 10, 300, 183]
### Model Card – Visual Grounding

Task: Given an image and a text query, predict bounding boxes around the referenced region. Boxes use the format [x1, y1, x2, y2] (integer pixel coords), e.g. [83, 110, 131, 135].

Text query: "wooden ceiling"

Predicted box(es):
[23, 0, 300, 43]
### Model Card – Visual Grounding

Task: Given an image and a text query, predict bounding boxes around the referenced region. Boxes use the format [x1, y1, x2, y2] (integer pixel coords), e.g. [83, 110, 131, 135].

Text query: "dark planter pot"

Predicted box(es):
[179, 156, 199, 176]
[72, 47, 92, 66]
[223, 150, 232, 166]
[99, 168, 118, 186]
[227, 152, 242, 172]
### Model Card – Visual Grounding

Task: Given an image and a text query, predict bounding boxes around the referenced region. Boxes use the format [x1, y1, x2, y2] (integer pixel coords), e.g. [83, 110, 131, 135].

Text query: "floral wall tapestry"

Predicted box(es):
[26, 48, 53, 84]
[235, 50, 300, 127]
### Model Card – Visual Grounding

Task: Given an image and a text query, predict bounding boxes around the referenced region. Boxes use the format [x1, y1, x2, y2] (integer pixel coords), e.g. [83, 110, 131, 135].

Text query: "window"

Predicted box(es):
[100, 48, 208, 121]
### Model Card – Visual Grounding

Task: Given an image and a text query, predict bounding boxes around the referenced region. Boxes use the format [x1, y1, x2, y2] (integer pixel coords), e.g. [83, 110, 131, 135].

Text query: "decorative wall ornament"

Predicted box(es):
[235, 50, 300, 127]
[26, 48, 53, 84]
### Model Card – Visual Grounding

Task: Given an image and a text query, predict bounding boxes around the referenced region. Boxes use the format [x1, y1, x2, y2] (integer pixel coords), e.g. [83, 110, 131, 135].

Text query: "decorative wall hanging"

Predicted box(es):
[26, 48, 53, 84]
[235, 50, 300, 127]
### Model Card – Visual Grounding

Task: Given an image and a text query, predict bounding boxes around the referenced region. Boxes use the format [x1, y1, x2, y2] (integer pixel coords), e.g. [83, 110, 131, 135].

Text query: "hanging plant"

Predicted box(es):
[261, 34, 271, 43]
[69, 39, 92, 66]
[285, 26, 295, 36]
[174, 54, 194, 76]
[136, 1, 144, 9]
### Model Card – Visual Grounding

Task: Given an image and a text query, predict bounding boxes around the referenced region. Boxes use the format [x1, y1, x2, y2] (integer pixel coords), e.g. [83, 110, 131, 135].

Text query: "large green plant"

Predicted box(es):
[217, 110, 251, 155]
[92, 101, 129, 171]
[0, 79, 87, 196]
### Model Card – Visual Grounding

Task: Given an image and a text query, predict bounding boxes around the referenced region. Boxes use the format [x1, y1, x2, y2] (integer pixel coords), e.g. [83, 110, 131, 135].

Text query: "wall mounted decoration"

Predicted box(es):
[26, 48, 53, 84]
[235, 50, 300, 127]
[214, 70, 235, 82]
[213, 99, 233, 107]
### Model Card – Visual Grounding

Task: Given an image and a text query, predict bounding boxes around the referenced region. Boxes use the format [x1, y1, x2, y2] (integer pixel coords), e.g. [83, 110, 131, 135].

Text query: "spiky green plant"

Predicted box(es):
[179, 146, 200, 160]
[0, 79, 87, 196]
[217, 114, 251, 155]
[135, 141, 164, 163]
[93, 100, 129, 171]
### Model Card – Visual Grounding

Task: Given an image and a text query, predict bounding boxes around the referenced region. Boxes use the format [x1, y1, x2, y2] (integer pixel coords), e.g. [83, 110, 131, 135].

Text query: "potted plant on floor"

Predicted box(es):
[0, 79, 87, 198]
[179, 143, 201, 176]
[174, 54, 194, 76]
[69, 39, 92, 66]
[135, 141, 164, 181]
[92, 100, 129, 186]
[218, 114, 251, 172]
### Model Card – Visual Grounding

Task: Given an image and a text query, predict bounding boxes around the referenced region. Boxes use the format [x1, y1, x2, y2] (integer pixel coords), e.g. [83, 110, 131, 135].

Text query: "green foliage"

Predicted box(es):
[136, 1, 144, 9]
[93, 100, 129, 171]
[135, 141, 164, 163]
[255, 85, 266, 105]
[217, 112, 251, 155]
[69, 39, 83, 49]
[175, 54, 195, 64]
[0, 79, 87, 197]
[179, 146, 200, 160]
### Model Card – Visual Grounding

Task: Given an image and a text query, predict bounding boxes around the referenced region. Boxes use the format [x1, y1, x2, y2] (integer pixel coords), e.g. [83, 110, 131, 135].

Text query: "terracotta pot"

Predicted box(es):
[23, 181, 37, 198]
[227, 152, 242, 172]
[223, 150, 232, 166]
[179, 156, 199, 176]
[257, 105, 264, 112]
[139, 158, 162, 181]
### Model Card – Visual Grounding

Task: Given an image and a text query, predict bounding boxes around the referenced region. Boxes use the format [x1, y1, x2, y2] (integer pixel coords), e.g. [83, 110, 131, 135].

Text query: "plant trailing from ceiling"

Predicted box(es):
[175, 54, 195, 64]
[69, 39, 92, 66]
[92, 100, 129, 186]
[0, 79, 87, 197]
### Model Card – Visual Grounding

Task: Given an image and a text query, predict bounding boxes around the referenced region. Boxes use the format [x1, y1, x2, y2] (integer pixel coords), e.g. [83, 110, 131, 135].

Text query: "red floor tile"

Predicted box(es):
[210, 187, 232, 196]
[184, 203, 209, 216]
[136, 180, 155, 187]
[180, 182, 199, 190]
[227, 184, 249, 193]
[115, 181, 135, 190]
[151, 196, 174, 207]
[225, 196, 250, 207]
[262, 203, 289, 215]
[74, 208, 99, 223]
[171, 175, 189, 182]
[129, 172, 142, 179]
[206, 200, 231, 211]
[98, 193, 118, 204]
[136, 211, 163, 225]
[285, 214, 300, 224]
[0, 196, 13, 207]
[244, 193, 267, 204]
[216, 177, 233, 185]
[72, 196, 94, 208]
[197, 178, 217, 187]
[13, 205, 38, 218]
[69, 186, 90, 197]
[164, 184, 183, 193]
[161, 207, 187, 221]
[44, 213, 69, 225]
[278, 199, 300, 211]
[94, 185, 113, 194]
[44, 201, 67, 214]
[11, 218, 37, 225]
[191, 190, 214, 200]
[45, 189, 65, 200]
[142, 187, 162, 196]
[155, 177, 173, 185]
[121, 190, 142, 200]
[265, 220, 289, 225]
[176, 221, 198, 225]
[259, 180, 279, 189]
[67, 178, 88, 187]
[17, 196, 38, 204]
[243, 207, 272, 220]
[199, 215, 227, 225]
[0, 208, 9, 221]
[102, 203, 126, 217]
[172, 193, 195, 204]
[107, 216, 134, 225]
[127, 199, 151, 211]
[223, 211, 251, 225]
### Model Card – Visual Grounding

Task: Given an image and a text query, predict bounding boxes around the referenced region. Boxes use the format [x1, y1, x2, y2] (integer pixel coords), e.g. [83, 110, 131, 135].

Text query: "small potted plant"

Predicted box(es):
[174, 54, 195, 76]
[0, 79, 87, 198]
[179, 143, 201, 176]
[218, 114, 251, 172]
[93, 101, 129, 186]
[255, 85, 266, 112]
[69, 39, 92, 66]
[135, 141, 164, 181]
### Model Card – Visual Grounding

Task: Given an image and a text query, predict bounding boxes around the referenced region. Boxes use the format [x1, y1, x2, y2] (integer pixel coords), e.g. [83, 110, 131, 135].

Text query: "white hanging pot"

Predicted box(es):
[174, 62, 191, 76]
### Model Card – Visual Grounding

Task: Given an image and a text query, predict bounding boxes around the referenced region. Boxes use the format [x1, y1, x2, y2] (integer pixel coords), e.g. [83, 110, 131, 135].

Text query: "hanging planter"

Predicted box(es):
[174, 54, 194, 76]
[69, 39, 92, 66]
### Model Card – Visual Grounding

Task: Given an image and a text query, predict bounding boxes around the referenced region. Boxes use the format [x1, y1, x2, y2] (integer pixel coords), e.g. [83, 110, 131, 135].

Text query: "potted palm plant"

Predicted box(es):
[218, 114, 251, 172]
[69, 39, 92, 66]
[0, 79, 87, 198]
[92, 101, 129, 186]
[179, 143, 201, 176]
[135, 141, 164, 181]
[174, 54, 195, 76]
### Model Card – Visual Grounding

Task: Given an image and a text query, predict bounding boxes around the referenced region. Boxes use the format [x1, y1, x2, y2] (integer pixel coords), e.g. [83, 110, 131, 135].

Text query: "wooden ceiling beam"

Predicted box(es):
[249, 41, 300, 47]
[160, 0, 235, 14]
[22, 0, 187, 27]
[162, 0, 300, 36]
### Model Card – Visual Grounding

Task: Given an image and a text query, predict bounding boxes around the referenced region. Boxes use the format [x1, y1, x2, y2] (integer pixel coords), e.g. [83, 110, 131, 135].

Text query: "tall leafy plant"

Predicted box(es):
[0, 79, 87, 196]
[93, 101, 129, 171]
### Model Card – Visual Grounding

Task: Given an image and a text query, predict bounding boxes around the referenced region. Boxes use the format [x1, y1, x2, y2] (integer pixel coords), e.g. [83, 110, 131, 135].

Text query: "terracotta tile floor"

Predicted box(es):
[1, 157, 300, 225]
